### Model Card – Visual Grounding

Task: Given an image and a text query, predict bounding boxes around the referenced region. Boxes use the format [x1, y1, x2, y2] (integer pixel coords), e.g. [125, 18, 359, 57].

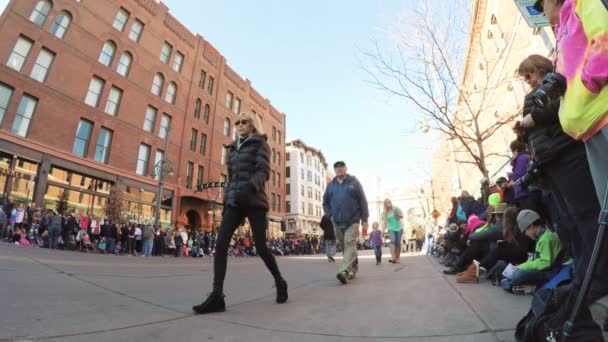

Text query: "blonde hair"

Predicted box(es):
[237, 112, 264, 135]
[382, 199, 391, 229]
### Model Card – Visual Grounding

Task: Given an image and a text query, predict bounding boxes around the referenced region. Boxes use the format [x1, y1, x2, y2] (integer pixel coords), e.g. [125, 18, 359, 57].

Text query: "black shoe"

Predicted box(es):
[443, 267, 462, 275]
[192, 293, 226, 314]
[337, 272, 348, 284]
[376, 262, 380, 265]
[328, 256, 335, 262]
[276, 279, 288, 304]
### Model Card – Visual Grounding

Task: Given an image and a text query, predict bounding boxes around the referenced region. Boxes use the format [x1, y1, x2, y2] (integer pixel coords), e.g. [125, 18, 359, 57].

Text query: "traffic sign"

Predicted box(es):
[513, 0, 551, 28]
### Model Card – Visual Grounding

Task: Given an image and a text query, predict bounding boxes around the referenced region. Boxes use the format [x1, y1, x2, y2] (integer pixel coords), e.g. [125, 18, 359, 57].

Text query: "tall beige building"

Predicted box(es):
[431, 0, 554, 213]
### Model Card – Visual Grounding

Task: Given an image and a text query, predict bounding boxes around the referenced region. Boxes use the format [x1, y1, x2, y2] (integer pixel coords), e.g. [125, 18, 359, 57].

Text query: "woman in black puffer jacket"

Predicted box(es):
[193, 112, 287, 314]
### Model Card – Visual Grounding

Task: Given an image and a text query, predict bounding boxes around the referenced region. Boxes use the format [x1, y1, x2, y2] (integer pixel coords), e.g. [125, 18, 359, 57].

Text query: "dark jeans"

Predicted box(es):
[373, 245, 382, 263]
[106, 237, 116, 254]
[479, 241, 528, 271]
[48, 227, 61, 249]
[541, 144, 606, 291]
[127, 239, 135, 254]
[212, 206, 282, 295]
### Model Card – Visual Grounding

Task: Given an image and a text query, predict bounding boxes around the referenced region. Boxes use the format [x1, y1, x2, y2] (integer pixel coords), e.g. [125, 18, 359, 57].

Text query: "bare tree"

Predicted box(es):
[363, 0, 520, 179]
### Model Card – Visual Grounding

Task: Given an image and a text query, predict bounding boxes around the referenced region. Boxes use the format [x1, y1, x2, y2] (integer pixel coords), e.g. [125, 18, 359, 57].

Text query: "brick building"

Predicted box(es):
[0, 0, 287, 236]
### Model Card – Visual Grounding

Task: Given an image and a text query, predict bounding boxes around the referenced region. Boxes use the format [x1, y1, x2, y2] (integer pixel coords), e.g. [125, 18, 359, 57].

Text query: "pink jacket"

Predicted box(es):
[466, 215, 486, 235]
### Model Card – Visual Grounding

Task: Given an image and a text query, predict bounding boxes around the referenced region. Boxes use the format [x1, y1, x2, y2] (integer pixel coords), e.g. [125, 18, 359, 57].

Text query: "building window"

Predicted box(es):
[0, 84, 14, 126]
[272, 171, 276, 186]
[94, 128, 112, 164]
[153, 150, 163, 180]
[190, 128, 198, 151]
[277, 195, 281, 211]
[113, 7, 130, 32]
[277, 130, 281, 144]
[128, 19, 144, 42]
[221, 147, 227, 165]
[99, 41, 116, 67]
[159, 114, 171, 139]
[301, 202, 305, 214]
[271, 193, 276, 211]
[300, 152, 304, 162]
[197, 165, 204, 187]
[104, 86, 122, 116]
[277, 152, 281, 166]
[116, 52, 132, 77]
[300, 185, 304, 196]
[233, 97, 241, 114]
[487, 30, 493, 39]
[277, 172, 281, 188]
[272, 127, 277, 141]
[186, 162, 193, 189]
[203, 104, 210, 124]
[232, 126, 237, 140]
[199, 70, 206, 88]
[272, 149, 276, 164]
[72, 119, 93, 157]
[11, 94, 38, 137]
[286, 201, 291, 213]
[301, 168, 304, 180]
[165, 82, 177, 104]
[194, 99, 201, 119]
[286, 166, 290, 178]
[29, 0, 52, 26]
[308, 187, 312, 198]
[208, 76, 214, 95]
[84, 76, 105, 107]
[50, 11, 72, 39]
[286, 184, 290, 195]
[160, 42, 172, 64]
[199, 133, 207, 155]
[143, 106, 156, 132]
[172, 51, 184, 73]
[490, 14, 497, 25]
[7, 36, 33, 72]
[151, 73, 164, 96]
[30, 48, 55, 82]
[308, 203, 313, 215]
[136, 144, 150, 176]
[226, 91, 233, 109]
[223, 118, 231, 136]
[286, 152, 290, 161]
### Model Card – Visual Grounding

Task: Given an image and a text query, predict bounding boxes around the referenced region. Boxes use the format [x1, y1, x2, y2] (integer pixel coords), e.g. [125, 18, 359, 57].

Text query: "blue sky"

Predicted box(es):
[165, 0, 441, 189]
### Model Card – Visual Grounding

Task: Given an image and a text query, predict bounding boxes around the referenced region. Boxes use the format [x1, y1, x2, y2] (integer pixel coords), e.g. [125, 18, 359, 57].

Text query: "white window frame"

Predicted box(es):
[104, 86, 122, 116]
[116, 52, 132, 77]
[143, 106, 156, 132]
[165, 82, 176, 104]
[136, 144, 150, 176]
[30, 48, 55, 82]
[29, 0, 52, 26]
[11, 94, 38, 137]
[94, 127, 112, 164]
[159, 114, 171, 139]
[50, 11, 71, 39]
[112, 8, 130, 32]
[160, 42, 172, 64]
[151, 73, 163, 96]
[7, 36, 33, 72]
[98, 41, 116, 67]
[128, 19, 144, 42]
[72, 119, 93, 157]
[84, 76, 105, 107]
[172, 51, 184, 73]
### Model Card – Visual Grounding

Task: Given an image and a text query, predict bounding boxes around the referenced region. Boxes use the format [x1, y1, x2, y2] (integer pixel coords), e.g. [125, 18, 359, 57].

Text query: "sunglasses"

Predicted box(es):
[235, 120, 249, 126]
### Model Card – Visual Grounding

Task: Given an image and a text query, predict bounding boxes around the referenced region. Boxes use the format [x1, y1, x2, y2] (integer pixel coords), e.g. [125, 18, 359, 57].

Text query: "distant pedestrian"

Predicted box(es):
[320, 214, 336, 262]
[193, 112, 287, 315]
[322, 160, 369, 284]
[369, 222, 383, 265]
[382, 199, 404, 264]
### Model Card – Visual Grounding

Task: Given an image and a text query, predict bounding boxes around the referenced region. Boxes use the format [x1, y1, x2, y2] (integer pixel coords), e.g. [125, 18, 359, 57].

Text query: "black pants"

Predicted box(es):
[479, 241, 528, 270]
[541, 144, 607, 291]
[456, 240, 491, 270]
[212, 206, 282, 294]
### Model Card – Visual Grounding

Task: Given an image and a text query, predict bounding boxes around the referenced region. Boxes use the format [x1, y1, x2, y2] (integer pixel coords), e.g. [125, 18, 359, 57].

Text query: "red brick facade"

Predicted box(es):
[0, 0, 286, 235]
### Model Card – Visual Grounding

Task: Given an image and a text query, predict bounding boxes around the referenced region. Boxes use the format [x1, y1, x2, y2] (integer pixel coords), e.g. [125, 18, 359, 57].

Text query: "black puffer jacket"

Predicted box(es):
[223, 134, 270, 210]
[523, 88, 581, 165]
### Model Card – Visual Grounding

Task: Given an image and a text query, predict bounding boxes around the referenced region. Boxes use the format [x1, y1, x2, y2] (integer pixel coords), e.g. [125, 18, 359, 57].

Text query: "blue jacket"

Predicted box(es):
[323, 175, 369, 227]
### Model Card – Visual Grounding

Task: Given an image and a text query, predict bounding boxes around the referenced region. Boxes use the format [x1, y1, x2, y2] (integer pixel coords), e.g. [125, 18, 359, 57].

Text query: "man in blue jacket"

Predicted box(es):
[323, 161, 369, 284]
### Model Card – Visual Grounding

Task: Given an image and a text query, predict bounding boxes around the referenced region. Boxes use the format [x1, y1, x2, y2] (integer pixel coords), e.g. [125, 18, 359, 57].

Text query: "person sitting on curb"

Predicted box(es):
[501, 210, 561, 295]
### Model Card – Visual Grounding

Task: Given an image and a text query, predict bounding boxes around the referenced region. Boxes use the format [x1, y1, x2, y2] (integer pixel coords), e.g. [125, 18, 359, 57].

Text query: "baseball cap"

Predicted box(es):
[333, 161, 346, 168]
[533, 0, 543, 12]
[517, 210, 541, 232]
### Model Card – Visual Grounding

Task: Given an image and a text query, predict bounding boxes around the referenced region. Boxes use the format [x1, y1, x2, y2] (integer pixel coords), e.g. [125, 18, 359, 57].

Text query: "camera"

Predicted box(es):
[532, 72, 567, 108]
[516, 159, 542, 189]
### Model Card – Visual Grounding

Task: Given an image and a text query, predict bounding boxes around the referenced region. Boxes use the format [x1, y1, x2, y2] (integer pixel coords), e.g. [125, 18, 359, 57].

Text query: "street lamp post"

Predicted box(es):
[152, 126, 174, 228]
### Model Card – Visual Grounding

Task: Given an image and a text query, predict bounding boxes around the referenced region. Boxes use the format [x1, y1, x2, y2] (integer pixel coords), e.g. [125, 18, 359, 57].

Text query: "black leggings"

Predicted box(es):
[212, 206, 282, 294]
[479, 241, 528, 270]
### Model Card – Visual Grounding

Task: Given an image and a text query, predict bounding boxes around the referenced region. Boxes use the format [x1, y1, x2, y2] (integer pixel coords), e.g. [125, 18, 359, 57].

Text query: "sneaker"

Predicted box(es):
[512, 285, 536, 295]
[336, 272, 348, 284]
[275, 279, 288, 304]
[347, 271, 356, 280]
[192, 293, 226, 314]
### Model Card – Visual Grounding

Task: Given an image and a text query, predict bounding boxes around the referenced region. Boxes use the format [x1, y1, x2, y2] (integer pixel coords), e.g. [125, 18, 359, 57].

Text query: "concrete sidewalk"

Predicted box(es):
[0, 243, 531, 341]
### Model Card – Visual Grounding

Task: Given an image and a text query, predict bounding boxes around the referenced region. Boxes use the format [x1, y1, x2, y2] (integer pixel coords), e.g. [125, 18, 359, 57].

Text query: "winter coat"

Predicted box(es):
[468, 221, 503, 242]
[49, 214, 63, 231]
[224, 134, 270, 210]
[322, 174, 369, 227]
[509, 152, 531, 200]
[460, 197, 485, 219]
[320, 214, 335, 240]
[523, 90, 580, 165]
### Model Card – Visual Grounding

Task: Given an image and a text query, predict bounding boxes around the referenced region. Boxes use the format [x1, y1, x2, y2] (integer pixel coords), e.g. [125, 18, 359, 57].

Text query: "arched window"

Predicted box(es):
[50, 11, 71, 39]
[277, 152, 281, 166]
[151, 73, 164, 96]
[203, 104, 210, 124]
[165, 82, 177, 104]
[487, 30, 493, 39]
[98, 41, 116, 67]
[29, 0, 52, 26]
[116, 51, 132, 77]
[194, 99, 201, 119]
[272, 148, 276, 163]
[223, 118, 231, 136]
[490, 14, 497, 25]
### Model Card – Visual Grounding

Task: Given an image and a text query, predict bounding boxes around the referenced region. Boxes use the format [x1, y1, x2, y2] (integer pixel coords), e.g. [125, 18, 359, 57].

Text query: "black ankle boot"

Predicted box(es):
[192, 293, 226, 314]
[276, 279, 288, 304]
